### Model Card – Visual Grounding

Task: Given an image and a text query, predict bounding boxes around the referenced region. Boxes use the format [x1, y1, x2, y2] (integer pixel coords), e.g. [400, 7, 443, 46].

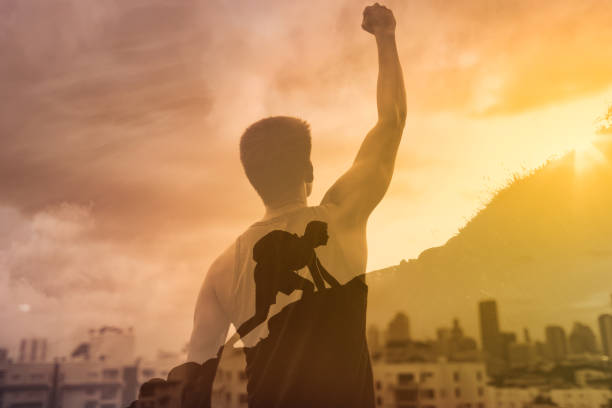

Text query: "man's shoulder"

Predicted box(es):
[201, 241, 239, 315]
[207, 242, 236, 287]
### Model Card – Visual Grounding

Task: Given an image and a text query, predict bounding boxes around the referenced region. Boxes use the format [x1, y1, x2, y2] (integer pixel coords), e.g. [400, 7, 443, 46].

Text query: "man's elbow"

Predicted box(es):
[396, 104, 407, 128]
[398, 105, 407, 125]
[379, 108, 406, 131]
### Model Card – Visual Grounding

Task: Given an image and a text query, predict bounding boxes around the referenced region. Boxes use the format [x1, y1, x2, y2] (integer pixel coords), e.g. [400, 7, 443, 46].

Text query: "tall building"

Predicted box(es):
[386, 312, 410, 343]
[18, 338, 48, 363]
[598, 314, 612, 358]
[569, 322, 598, 355]
[450, 318, 464, 339]
[507, 342, 539, 368]
[545, 326, 567, 362]
[479, 300, 501, 360]
[500, 332, 517, 362]
[435, 319, 478, 361]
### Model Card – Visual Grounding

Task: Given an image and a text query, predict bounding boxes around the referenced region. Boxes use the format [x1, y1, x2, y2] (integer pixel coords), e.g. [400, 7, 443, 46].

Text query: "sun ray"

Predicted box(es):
[572, 135, 608, 174]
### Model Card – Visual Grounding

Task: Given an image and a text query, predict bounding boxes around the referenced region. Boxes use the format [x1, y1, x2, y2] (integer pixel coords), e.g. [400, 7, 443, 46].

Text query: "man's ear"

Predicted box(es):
[305, 161, 314, 197]
[305, 161, 313, 183]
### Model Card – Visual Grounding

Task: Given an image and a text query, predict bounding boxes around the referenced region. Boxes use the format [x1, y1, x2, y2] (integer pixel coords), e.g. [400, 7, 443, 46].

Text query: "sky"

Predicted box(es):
[1, 0, 612, 358]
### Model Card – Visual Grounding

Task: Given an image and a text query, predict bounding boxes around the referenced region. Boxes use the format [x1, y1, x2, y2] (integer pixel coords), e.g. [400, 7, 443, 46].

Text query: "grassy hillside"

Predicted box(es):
[367, 139, 612, 341]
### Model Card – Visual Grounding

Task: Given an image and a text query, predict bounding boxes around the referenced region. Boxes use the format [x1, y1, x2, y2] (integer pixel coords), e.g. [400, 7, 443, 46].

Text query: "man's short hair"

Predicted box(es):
[240, 116, 312, 204]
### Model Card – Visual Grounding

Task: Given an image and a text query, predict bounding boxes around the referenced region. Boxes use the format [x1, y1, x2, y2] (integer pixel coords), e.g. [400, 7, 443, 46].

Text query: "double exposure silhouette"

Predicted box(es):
[237, 221, 339, 339]
[128, 3, 406, 407]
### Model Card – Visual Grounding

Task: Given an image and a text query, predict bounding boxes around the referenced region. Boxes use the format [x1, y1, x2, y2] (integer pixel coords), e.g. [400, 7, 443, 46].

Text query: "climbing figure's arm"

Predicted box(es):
[316, 257, 340, 288]
[236, 263, 275, 338]
[322, 4, 406, 226]
[306, 258, 326, 291]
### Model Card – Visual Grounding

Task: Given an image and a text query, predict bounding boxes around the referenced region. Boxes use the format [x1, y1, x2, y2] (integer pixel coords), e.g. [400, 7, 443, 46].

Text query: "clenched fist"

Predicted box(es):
[362, 3, 396, 36]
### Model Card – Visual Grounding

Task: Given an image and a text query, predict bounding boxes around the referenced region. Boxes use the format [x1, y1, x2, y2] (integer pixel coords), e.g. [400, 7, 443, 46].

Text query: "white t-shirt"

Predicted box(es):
[228, 205, 357, 347]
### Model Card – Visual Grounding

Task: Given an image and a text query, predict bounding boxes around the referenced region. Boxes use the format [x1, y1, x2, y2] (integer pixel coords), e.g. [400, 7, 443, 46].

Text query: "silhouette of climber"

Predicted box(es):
[237, 221, 339, 338]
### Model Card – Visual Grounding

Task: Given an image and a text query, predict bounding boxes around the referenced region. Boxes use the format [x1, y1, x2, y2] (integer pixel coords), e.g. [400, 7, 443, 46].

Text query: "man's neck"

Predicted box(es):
[262, 197, 308, 222]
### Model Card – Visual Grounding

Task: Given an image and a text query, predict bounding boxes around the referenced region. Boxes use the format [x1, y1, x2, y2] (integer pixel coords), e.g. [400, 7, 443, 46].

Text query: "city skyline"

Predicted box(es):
[375, 301, 612, 356]
[4, 296, 610, 365]
[2, 305, 610, 408]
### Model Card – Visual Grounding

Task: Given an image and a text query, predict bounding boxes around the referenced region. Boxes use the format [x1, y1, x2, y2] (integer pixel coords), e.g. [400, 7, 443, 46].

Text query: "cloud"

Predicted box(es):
[3, 0, 612, 235]
[0, 203, 202, 356]
[4, 203, 115, 296]
[2, 0, 612, 356]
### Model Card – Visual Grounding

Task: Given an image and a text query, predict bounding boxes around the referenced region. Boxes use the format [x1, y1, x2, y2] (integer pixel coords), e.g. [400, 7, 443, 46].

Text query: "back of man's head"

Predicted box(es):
[240, 116, 312, 205]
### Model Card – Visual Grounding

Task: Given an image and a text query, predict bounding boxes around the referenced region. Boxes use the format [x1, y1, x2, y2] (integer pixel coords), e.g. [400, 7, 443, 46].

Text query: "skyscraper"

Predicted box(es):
[18, 338, 48, 363]
[386, 312, 410, 343]
[500, 331, 517, 362]
[597, 314, 612, 358]
[479, 300, 501, 359]
[545, 326, 567, 362]
[569, 322, 598, 355]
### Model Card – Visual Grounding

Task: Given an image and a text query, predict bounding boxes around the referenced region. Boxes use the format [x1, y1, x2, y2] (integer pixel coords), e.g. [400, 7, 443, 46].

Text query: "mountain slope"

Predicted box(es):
[367, 139, 612, 340]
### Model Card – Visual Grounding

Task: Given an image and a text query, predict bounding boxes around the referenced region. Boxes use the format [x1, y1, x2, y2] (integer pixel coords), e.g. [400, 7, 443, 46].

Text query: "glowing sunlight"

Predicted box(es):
[573, 136, 608, 173]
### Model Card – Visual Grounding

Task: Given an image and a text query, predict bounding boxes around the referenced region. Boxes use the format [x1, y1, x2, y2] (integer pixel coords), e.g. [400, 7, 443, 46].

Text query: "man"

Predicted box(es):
[186, 3, 406, 406]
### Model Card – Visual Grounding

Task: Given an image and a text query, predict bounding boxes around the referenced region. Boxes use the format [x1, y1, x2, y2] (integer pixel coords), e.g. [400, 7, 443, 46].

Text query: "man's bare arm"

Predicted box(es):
[187, 250, 232, 364]
[322, 4, 406, 225]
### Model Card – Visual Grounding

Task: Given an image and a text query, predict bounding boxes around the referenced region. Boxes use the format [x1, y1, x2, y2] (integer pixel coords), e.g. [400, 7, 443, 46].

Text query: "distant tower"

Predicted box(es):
[451, 318, 464, 340]
[569, 322, 598, 354]
[18, 338, 48, 363]
[479, 300, 501, 359]
[545, 326, 567, 362]
[600, 314, 612, 358]
[523, 328, 531, 344]
[386, 312, 410, 343]
[500, 332, 517, 361]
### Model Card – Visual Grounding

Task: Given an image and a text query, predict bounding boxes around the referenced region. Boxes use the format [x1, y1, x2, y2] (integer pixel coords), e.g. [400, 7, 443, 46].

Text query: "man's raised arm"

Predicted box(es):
[321, 3, 406, 225]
